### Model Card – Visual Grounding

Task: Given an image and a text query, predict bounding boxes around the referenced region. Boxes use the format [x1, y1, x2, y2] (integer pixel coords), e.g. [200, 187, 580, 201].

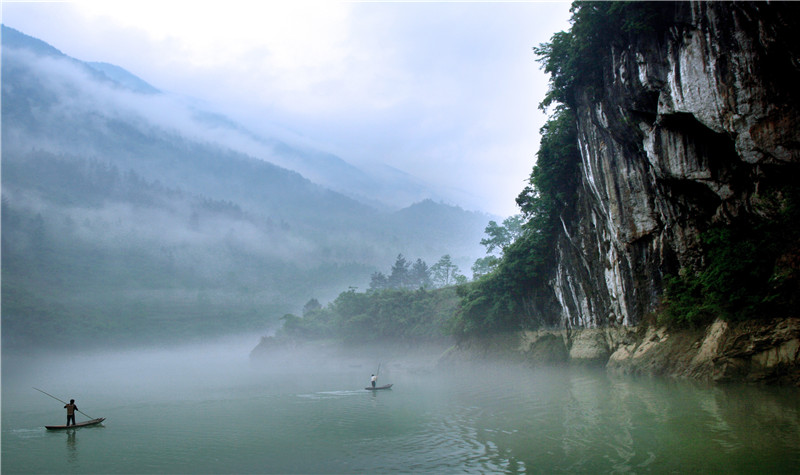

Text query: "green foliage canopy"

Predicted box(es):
[663, 187, 800, 325]
[536, 1, 676, 109]
[276, 287, 459, 344]
[453, 106, 580, 336]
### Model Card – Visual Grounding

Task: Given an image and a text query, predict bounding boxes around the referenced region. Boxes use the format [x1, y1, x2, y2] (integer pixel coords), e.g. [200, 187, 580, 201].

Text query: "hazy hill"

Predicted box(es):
[1, 25, 492, 350]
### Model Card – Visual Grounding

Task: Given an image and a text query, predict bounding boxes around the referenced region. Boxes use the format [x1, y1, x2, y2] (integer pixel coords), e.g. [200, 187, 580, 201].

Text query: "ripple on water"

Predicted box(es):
[4, 362, 800, 473]
[296, 390, 365, 400]
[8, 427, 47, 439]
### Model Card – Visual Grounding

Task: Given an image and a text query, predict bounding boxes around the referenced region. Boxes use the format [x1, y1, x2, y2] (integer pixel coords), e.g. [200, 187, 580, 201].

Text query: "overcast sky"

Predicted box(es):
[2, 1, 572, 217]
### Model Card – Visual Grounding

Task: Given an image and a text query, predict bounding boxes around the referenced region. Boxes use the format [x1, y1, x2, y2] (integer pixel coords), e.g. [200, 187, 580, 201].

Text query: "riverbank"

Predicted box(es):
[440, 318, 800, 386]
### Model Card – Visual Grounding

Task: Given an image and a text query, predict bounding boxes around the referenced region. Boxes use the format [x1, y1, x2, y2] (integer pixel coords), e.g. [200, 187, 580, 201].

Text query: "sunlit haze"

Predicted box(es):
[2, 1, 572, 216]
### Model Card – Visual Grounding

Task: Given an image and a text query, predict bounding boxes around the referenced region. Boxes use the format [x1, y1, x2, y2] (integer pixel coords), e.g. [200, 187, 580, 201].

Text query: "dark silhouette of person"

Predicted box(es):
[64, 399, 78, 426]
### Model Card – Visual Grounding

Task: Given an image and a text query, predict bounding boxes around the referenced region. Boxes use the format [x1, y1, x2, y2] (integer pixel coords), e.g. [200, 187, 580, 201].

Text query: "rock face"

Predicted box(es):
[442, 319, 800, 385]
[608, 318, 800, 385]
[553, 2, 800, 328]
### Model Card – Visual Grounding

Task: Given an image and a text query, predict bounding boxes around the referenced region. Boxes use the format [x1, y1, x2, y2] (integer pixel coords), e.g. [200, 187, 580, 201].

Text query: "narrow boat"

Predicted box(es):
[365, 384, 393, 391]
[46, 417, 105, 430]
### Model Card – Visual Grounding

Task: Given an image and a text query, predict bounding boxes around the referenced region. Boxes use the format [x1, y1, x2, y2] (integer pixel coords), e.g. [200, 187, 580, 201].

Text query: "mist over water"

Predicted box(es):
[2, 334, 266, 409]
[3, 336, 800, 474]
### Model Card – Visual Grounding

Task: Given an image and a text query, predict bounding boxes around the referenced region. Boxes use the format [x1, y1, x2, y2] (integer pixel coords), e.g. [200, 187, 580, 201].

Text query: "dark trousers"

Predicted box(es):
[372, 381, 376, 388]
[67, 414, 76, 426]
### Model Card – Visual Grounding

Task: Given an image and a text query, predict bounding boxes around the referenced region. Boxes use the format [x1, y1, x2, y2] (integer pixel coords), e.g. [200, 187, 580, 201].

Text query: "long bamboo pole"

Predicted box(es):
[33, 387, 96, 420]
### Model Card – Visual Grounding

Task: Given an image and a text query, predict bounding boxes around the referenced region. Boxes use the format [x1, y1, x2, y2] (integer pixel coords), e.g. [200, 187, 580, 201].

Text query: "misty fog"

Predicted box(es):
[3, 24, 494, 352]
[3, 45, 448, 211]
[2, 333, 455, 414]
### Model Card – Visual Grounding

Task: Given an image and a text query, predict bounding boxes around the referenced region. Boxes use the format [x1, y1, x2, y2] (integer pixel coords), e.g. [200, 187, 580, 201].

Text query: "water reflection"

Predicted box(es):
[447, 366, 800, 473]
[3, 340, 799, 474]
[66, 430, 78, 465]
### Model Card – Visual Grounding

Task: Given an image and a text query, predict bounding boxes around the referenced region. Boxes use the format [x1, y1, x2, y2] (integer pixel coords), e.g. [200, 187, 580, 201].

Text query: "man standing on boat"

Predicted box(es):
[370, 374, 377, 388]
[64, 399, 78, 426]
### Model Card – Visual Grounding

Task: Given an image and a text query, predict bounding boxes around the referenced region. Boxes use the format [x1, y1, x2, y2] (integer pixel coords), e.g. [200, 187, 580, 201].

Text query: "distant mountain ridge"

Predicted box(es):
[1, 24, 493, 350]
[87, 61, 161, 94]
[1, 26, 449, 210]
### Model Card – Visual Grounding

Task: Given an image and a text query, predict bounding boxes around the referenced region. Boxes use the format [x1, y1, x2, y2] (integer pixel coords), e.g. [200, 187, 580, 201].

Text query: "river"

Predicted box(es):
[2, 336, 799, 474]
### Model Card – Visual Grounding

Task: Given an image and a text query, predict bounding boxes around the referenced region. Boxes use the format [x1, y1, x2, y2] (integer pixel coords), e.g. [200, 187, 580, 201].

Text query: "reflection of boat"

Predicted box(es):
[46, 418, 106, 430]
[365, 384, 393, 391]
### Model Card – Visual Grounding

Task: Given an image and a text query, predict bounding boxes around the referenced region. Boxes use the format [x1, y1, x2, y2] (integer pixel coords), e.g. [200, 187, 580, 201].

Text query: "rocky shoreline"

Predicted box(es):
[441, 318, 800, 386]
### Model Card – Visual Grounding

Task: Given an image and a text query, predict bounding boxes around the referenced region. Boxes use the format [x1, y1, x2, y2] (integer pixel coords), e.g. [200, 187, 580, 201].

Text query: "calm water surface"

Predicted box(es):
[3, 337, 799, 474]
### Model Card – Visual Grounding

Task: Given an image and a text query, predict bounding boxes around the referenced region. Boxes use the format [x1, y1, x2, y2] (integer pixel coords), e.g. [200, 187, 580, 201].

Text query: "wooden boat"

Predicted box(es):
[46, 417, 105, 430]
[365, 384, 393, 391]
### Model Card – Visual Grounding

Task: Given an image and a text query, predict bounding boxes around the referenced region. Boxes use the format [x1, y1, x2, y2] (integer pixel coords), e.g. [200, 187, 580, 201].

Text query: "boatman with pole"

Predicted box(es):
[34, 388, 105, 430]
[64, 399, 78, 426]
[370, 362, 381, 388]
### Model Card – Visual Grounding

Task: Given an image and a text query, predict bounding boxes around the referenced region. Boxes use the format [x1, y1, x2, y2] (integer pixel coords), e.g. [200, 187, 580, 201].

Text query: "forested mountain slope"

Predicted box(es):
[1, 25, 489, 350]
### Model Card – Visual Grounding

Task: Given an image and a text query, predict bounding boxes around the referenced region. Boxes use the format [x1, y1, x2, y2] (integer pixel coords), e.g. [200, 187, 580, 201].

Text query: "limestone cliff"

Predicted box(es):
[553, 1, 800, 328]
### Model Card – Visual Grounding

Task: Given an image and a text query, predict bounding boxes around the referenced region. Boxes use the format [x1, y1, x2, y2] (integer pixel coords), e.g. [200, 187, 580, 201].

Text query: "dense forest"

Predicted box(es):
[269, 253, 476, 344]
[275, 286, 459, 345]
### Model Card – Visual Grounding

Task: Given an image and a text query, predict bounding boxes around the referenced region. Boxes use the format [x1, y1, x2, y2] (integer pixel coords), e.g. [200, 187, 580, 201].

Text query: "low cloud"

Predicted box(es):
[3, 2, 572, 216]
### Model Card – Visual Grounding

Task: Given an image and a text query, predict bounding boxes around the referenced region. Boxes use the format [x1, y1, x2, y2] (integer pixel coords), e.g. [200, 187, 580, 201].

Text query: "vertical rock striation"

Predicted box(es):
[554, 2, 800, 329]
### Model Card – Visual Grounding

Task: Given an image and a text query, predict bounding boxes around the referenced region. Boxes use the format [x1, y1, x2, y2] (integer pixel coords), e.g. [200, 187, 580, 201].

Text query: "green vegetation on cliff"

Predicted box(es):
[452, 107, 580, 336]
[663, 188, 800, 325]
[536, 1, 676, 110]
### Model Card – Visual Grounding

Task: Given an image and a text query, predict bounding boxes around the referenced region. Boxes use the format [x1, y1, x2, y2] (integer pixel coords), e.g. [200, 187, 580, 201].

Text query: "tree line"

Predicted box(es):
[275, 287, 460, 344]
[368, 254, 467, 291]
[271, 215, 529, 344]
[367, 215, 527, 294]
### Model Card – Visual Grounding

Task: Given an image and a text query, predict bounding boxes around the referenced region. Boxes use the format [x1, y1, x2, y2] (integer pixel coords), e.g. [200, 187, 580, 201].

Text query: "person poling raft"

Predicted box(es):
[365, 363, 392, 390]
[34, 388, 106, 430]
